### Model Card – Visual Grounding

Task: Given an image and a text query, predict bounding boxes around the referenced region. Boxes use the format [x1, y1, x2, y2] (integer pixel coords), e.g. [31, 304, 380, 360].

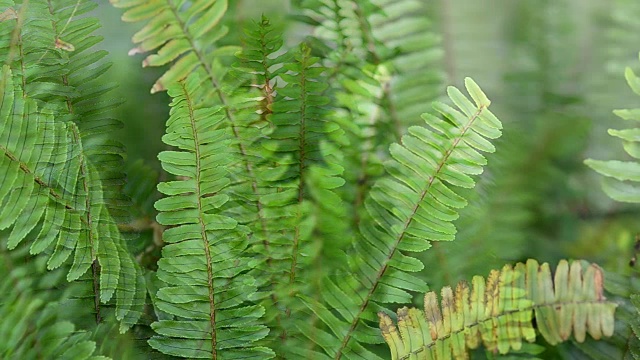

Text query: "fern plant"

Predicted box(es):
[0, 0, 630, 359]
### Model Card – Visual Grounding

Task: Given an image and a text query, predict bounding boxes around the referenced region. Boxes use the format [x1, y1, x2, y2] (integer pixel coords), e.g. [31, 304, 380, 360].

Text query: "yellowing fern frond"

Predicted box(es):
[379, 259, 617, 359]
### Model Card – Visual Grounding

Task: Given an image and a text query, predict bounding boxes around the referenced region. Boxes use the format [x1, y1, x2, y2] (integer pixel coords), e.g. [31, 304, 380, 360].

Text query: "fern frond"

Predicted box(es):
[378, 259, 617, 359]
[149, 72, 273, 359]
[110, 0, 232, 94]
[235, 34, 351, 355]
[113, 3, 283, 279]
[0, 61, 143, 332]
[586, 50, 640, 359]
[293, 0, 382, 60]
[292, 0, 444, 233]
[293, 0, 443, 132]
[0, 256, 110, 360]
[260, 41, 345, 272]
[369, 0, 444, 126]
[586, 60, 640, 203]
[0, 0, 148, 331]
[298, 78, 502, 358]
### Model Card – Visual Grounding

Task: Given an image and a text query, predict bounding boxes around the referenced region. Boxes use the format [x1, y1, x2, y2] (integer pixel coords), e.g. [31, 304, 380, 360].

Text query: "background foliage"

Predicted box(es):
[1, 0, 640, 359]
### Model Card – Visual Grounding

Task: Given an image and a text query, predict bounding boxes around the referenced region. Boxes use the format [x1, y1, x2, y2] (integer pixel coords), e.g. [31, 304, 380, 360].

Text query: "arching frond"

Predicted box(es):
[149, 72, 274, 359]
[298, 78, 502, 358]
[379, 259, 617, 360]
[0, 0, 146, 332]
[110, 0, 232, 93]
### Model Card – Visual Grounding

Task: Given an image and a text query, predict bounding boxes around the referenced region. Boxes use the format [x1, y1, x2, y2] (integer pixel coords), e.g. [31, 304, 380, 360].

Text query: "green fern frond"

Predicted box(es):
[0, 0, 147, 332]
[0, 259, 110, 360]
[297, 78, 502, 358]
[294, 0, 443, 138]
[260, 41, 345, 268]
[236, 36, 350, 355]
[110, 0, 233, 93]
[293, 0, 382, 61]
[150, 72, 273, 359]
[113, 4, 281, 277]
[1, 0, 129, 212]
[585, 59, 640, 203]
[369, 0, 444, 126]
[292, 0, 444, 233]
[379, 259, 617, 360]
[586, 50, 640, 359]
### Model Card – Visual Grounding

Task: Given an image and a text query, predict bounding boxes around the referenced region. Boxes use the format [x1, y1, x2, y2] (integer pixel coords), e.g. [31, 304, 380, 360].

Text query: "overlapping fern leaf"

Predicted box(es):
[291, 0, 444, 232]
[379, 259, 617, 359]
[369, 0, 444, 127]
[0, 246, 111, 360]
[258, 41, 345, 270]
[111, 0, 278, 265]
[234, 23, 350, 353]
[149, 71, 273, 359]
[295, 78, 502, 358]
[0, 0, 145, 332]
[110, 0, 233, 94]
[586, 58, 640, 203]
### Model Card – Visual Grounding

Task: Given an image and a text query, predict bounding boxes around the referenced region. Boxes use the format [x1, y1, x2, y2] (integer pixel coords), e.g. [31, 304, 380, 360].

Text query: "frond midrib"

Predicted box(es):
[181, 79, 219, 357]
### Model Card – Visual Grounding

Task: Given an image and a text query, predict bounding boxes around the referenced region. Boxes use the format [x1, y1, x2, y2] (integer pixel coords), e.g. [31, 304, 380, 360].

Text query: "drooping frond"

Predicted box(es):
[149, 72, 273, 359]
[586, 59, 640, 203]
[110, 0, 232, 94]
[379, 259, 617, 360]
[369, 0, 444, 126]
[0, 0, 147, 332]
[0, 249, 111, 360]
[1, 0, 129, 207]
[298, 78, 502, 358]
